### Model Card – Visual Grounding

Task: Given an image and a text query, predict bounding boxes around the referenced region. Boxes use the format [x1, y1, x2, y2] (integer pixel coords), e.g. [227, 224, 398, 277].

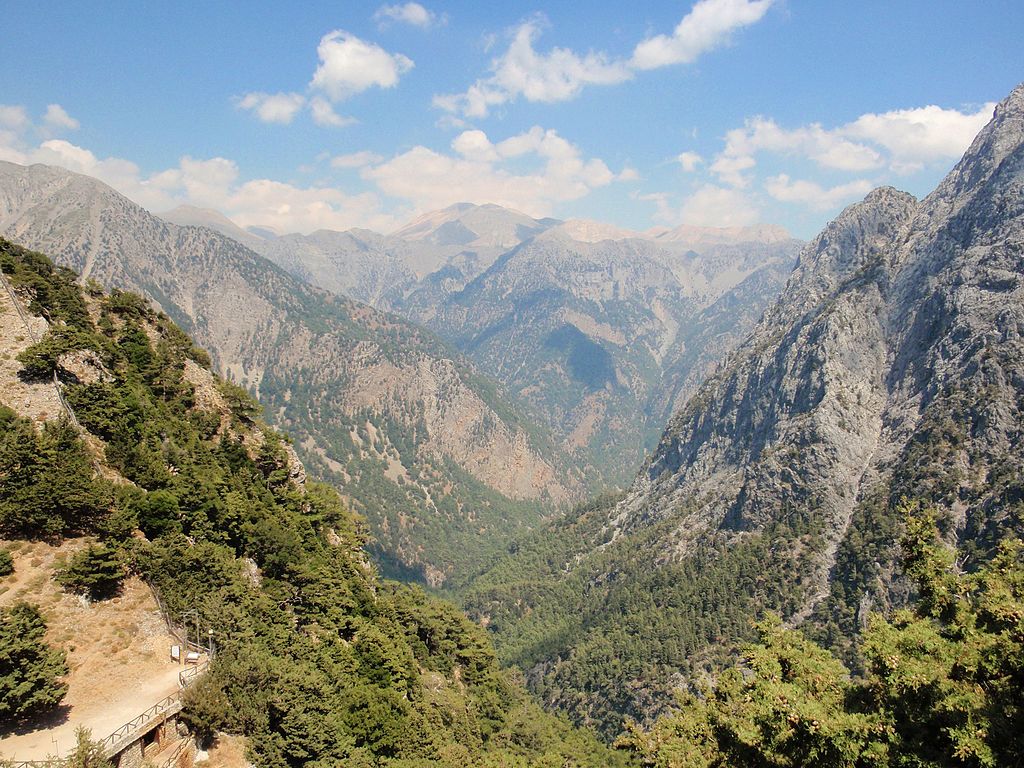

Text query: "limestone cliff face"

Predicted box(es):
[239, 202, 802, 487]
[0, 163, 579, 584]
[462, 85, 1024, 734]
[619, 83, 1024, 604]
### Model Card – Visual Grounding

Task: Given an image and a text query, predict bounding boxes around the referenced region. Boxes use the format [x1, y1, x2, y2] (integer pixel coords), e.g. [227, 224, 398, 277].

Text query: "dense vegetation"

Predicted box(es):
[0, 239, 626, 767]
[620, 503, 1024, 767]
[460, 492, 826, 737]
[0, 602, 68, 724]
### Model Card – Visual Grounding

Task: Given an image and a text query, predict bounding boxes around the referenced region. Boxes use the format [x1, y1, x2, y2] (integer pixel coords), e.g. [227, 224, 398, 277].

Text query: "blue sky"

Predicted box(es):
[1, 0, 1021, 238]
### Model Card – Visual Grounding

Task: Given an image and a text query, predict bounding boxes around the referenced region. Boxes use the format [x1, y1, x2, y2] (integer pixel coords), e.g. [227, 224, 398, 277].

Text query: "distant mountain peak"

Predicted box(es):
[647, 222, 793, 247]
[158, 204, 267, 247]
[390, 202, 558, 248]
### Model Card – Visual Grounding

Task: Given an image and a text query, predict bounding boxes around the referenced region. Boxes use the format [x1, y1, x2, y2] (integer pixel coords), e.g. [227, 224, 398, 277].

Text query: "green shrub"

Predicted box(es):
[57, 544, 124, 600]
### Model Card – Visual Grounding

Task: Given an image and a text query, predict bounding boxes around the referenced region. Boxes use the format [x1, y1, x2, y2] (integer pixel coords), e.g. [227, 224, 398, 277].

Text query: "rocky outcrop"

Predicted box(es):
[617, 84, 1024, 574]
[464, 84, 1024, 734]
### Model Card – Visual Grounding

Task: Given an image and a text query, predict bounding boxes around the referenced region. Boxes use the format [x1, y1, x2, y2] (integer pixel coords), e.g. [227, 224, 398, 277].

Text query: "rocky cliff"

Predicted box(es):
[462, 83, 1024, 735]
[243, 202, 801, 486]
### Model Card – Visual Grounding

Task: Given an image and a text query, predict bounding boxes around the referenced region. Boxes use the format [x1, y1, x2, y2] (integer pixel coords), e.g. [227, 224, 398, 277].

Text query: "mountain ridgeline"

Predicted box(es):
[191, 201, 802, 485]
[0, 238, 625, 766]
[0, 163, 582, 587]
[461, 85, 1024, 735]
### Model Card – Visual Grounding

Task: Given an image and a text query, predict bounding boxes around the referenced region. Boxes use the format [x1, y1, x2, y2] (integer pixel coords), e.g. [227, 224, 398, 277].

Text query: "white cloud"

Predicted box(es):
[631, 0, 773, 70]
[236, 30, 414, 127]
[374, 3, 442, 28]
[226, 179, 393, 234]
[42, 104, 79, 132]
[236, 92, 306, 124]
[435, 1, 773, 117]
[0, 112, 394, 235]
[722, 117, 883, 172]
[310, 30, 413, 102]
[709, 153, 756, 187]
[763, 174, 873, 210]
[434, 18, 630, 118]
[309, 96, 356, 128]
[618, 165, 641, 182]
[363, 126, 620, 217]
[845, 103, 995, 172]
[0, 105, 30, 131]
[678, 184, 759, 227]
[709, 102, 994, 187]
[677, 151, 703, 172]
[331, 150, 384, 169]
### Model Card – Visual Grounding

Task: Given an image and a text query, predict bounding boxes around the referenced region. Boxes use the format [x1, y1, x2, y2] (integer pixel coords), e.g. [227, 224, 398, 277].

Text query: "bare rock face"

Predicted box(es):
[247, 202, 802, 487]
[0, 162, 579, 585]
[620, 83, 1024, 590]
[465, 84, 1024, 734]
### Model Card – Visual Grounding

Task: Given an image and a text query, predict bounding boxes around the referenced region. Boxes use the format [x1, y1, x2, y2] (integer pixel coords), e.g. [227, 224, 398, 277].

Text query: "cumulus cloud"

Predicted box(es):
[709, 102, 995, 188]
[709, 154, 756, 187]
[3, 100, 621, 234]
[433, 17, 630, 118]
[435, 0, 772, 117]
[642, 184, 760, 229]
[310, 30, 414, 101]
[630, 0, 773, 70]
[363, 126, 621, 217]
[236, 92, 306, 124]
[309, 97, 356, 128]
[678, 184, 760, 227]
[42, 104, 80, 132]
[374, 3, 442, 28]
[845, 103, 995, 172]
[331, 150, 384, 169]
[677, 151, 703, 172]
[236, 31, 412, 127]
[225, 179, 392, 234]
[763, 174, 874, 210]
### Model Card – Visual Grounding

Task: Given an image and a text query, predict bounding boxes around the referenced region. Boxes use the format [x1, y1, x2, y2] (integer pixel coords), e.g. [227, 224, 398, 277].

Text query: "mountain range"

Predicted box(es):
[0, 161, 800, 584]
[0, 161, 579, 586]
[168, 199, 802, 484]
[461, 84, 1024, 735]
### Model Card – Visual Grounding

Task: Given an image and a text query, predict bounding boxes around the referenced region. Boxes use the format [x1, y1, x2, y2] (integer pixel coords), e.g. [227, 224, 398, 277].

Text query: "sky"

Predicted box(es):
[1, 0, 1022, 239]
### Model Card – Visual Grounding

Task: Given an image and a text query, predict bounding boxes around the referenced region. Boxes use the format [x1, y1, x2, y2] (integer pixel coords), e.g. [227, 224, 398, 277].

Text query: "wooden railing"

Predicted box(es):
[98, 694, 182, 755]
[156, 736, 193, 768]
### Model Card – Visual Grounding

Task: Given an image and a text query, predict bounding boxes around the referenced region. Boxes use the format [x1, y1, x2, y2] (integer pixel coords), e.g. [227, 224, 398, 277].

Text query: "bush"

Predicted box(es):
[0, 549, 12, 577]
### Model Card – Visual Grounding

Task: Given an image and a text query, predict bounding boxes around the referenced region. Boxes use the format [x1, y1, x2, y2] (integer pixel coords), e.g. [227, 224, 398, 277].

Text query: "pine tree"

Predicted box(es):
[0, 602, 68, 723]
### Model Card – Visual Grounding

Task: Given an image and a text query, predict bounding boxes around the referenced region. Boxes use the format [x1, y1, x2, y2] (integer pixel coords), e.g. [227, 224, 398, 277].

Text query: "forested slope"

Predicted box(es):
[0, 238, 627, 767]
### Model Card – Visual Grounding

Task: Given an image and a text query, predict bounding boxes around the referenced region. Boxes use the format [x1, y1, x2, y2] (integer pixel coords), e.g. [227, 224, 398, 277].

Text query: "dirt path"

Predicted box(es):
[0, 540, 192, 761]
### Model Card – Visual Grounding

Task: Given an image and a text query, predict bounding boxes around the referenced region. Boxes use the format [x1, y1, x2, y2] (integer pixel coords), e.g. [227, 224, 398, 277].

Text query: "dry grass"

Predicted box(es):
[198, 734, 252, 768]
[0, 538, 184, 762]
